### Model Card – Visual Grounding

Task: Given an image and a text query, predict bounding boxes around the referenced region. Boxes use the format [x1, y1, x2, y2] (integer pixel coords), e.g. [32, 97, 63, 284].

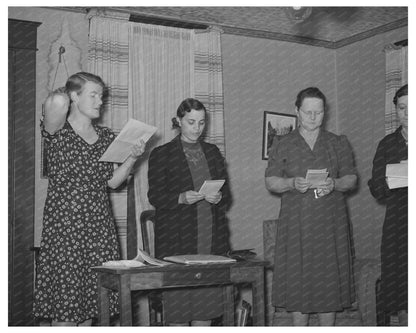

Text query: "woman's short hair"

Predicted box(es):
[295, 87, 327, 110]
[172, 98, 207, 128]
[393, 84, 408, 106]
[65, 72, 105, 96]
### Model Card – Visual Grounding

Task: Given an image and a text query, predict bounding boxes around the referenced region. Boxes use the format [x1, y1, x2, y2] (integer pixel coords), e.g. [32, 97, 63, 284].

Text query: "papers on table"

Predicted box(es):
[305, 168, 328, 188]
[135, 249, 171, 267]
[99, 118, 157, 163]
[198, 179, 225, 196]
[102, 259, 145, 268]
[386, 160, 408, 189]
[163, 254, 236, 265]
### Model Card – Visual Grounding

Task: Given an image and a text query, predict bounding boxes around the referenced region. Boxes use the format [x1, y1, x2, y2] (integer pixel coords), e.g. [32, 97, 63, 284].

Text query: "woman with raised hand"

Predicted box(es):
[34, 72, 146, 326]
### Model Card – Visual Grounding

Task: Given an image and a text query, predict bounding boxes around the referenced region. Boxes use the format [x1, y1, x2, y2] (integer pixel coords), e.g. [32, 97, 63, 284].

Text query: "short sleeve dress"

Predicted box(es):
[33, 121, 120, 323]
[265, 129, 357, 313]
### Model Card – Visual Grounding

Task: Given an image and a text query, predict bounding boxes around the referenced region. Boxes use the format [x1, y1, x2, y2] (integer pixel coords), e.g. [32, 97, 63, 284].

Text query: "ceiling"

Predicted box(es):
[64, 6, 408, 48]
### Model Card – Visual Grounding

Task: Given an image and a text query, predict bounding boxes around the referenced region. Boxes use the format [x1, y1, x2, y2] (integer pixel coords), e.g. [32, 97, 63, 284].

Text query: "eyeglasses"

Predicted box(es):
[299, 109, 324, 117]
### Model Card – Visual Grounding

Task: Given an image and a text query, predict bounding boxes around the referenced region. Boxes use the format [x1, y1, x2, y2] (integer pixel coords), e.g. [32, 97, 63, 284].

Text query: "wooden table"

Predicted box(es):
[93, 260, 267, 326]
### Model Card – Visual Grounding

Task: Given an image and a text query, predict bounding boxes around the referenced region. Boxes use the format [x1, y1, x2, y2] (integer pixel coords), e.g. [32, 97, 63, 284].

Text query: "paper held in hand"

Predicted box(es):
[305, 168, 328, 188]
[386, 160, 408, 189]
[198, 179, 225, 196]
[99, 118, 157, 163]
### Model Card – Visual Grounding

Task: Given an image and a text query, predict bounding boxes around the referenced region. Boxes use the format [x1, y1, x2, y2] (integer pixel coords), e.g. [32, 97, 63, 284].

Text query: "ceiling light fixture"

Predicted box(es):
[284, 7, 313, 22]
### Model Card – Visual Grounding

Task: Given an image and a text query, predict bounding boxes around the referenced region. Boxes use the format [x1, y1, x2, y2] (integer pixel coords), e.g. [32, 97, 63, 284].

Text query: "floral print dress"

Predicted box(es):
[33, 121, 120, 323]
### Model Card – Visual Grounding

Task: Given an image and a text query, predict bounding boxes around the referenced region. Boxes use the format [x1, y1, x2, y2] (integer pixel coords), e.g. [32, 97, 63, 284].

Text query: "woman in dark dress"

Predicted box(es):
[33, 72, 146, 326]
[368, 84, 408, 326]
[147, 98, 231, 325]
[265, 87, 357, 326]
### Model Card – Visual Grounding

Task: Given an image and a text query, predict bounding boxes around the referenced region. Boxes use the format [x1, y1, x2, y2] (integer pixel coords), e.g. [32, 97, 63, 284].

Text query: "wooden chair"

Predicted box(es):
[140, 210, 164, 325]
[139, 210, 238, 326]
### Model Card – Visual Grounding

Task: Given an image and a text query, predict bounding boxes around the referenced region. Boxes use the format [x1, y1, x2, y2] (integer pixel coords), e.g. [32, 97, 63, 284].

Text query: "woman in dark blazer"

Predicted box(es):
[147, 98, 231, 325]
[368, 84, 408, 326]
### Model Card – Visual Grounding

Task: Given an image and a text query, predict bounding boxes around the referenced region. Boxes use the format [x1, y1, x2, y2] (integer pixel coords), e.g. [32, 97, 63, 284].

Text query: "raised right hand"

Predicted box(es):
[178, 190, 205, 205]
[43, 88, 70, 134]
[44, 89, 70, 115]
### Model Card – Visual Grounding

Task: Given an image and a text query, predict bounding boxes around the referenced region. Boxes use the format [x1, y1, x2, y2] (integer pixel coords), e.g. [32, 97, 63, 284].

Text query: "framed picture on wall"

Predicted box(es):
[262, 111, 297, 160]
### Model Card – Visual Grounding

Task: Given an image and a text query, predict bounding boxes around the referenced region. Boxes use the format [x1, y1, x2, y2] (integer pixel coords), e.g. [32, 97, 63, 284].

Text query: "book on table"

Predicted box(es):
[101, 249, 171, 268]
[163, 254, 236, 264]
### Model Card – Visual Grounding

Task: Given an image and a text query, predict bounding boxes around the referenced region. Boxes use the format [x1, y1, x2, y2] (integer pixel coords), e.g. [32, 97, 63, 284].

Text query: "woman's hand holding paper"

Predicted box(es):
[130, 139, 146, 159]
[179, 190, 205, 205]
[294, 177, 311, 193]
[316, 177, 335, 197]
[204, 191, 222, 204]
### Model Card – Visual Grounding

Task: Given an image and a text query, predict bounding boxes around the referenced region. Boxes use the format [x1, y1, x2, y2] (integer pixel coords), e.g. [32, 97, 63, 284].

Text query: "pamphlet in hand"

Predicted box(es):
[305, 168, 328, 188]
[99, 118, 157, 163]
[386, 160, 408, 189]
[198, 179, 225, 196]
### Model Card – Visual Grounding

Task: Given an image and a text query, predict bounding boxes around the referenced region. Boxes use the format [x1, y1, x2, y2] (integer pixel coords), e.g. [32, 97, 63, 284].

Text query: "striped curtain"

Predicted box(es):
[88, 14, 131, 258]
[194, 27, 226, 154]
[88, 15, 130, 131]
[87, 16, 226, 256]
[384, 44, 407, 135]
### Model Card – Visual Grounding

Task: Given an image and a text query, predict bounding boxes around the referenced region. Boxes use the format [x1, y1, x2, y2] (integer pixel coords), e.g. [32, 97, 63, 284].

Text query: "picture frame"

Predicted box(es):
[262, 111, 297, 160]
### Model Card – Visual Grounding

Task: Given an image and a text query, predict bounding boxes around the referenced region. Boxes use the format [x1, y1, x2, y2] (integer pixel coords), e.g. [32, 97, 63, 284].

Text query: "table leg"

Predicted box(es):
[223, 285, 235, 326]
[251, 267, 265, 326]
[119, 275, 132, 326]
[98, 276, 110, 326]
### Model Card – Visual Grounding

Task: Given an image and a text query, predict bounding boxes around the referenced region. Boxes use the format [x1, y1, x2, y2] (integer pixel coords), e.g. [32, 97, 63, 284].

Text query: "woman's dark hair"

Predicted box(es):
[295, 87, 327, 110]
[65, 72, 105, 96]
[393, 84, 408, 106]
[172, 98, 207, 128]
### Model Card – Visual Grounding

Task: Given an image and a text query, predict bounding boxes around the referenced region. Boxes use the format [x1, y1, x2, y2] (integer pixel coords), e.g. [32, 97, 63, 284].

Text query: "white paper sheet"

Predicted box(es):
[198, 179, 225, 196]
[305, 168, 328, 188]
[386, 161, 408, 189]
[99, 118, 157, 163]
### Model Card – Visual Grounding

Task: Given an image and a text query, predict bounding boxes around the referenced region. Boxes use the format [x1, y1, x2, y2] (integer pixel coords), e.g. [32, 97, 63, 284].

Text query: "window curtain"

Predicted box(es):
[128, 23, 194, 241]
[194, 27, 226, 155]
[87, 15, 226, 254]
[129, 24, 226, 251]
[88, 14, 130, 130]
[87, 13, 131, 258]
[384, 44, 407, 135]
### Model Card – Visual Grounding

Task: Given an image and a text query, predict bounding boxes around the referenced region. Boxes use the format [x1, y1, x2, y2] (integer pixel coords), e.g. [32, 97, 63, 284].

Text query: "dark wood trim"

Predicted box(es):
[334, 18, 408, 49]
[9, 18, 40, 326]
[130, 14, 208, 29]
[394, 39, 408, 47]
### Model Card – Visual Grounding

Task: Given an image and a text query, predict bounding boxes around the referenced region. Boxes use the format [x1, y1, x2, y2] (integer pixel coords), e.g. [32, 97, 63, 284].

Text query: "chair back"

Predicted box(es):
[140, 210, 156, 256]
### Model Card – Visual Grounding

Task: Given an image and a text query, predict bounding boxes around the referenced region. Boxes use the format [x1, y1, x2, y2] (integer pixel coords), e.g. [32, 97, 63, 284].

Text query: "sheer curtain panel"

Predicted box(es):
[384, 44, 407, 135]
[128, 23, 194, 246]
